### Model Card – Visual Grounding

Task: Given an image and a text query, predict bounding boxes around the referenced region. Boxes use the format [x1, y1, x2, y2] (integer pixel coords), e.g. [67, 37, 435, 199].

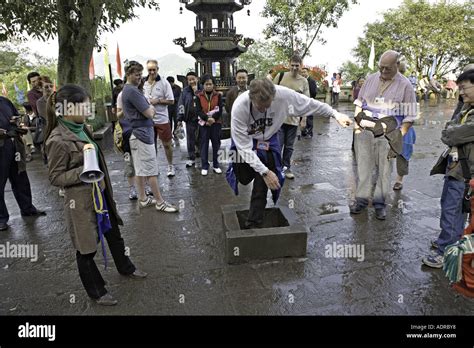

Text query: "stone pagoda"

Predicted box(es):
[174, 0, 254, 90]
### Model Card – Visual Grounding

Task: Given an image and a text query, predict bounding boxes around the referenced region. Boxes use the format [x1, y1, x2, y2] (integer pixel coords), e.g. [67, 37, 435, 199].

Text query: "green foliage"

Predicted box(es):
[262, 0, 357, 59]
[0, 44, 57, 108]
[339, 60, 370, 83]
[353, 0, 474, 77]
[0, 0, 160, 44]
[237, 40, 287, 78]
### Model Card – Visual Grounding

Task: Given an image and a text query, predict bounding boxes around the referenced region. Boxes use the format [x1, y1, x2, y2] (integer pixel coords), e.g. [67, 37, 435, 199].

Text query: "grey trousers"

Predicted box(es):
[354, 130, 392, 209]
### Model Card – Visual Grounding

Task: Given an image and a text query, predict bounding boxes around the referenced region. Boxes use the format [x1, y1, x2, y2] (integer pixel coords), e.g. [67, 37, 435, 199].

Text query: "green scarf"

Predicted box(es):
[58, 117, 99, 159]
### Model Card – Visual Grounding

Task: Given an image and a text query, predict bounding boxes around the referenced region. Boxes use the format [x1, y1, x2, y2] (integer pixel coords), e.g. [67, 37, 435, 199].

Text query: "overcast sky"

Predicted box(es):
[25, 0, 463, 75]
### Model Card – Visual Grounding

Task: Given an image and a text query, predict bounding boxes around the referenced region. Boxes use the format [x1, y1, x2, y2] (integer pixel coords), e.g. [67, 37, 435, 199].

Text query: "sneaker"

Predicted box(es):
[145, 186, 154, 197]
[285, 169, 295, 179]
[201, 169, 208, 176]
[58, 188, 65, 197]
[127, 269, 148, 279]
[282, 166, 288, 172]
[95, 293, 118, 306]
[422, 253, 444, 269]
[186, 160, 195, 168]
[156, 200, 179, 213]
[213, 167, 222, 174]
[139, 196, 157, 208]
[128, 186, 138, 200]
[167, 165, 176, 177]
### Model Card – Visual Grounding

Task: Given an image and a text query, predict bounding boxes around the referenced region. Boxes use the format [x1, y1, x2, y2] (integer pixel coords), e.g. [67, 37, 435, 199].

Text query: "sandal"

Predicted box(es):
[393, 182, 403, 190]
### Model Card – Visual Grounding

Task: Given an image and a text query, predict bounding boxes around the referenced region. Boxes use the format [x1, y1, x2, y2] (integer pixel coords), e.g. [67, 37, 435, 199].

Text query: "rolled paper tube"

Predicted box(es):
[359, 120, 376, 128]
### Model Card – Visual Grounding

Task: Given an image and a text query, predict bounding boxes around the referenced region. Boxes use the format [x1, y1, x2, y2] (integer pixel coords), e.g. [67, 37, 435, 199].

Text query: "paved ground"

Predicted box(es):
[1, 99, 473, 315]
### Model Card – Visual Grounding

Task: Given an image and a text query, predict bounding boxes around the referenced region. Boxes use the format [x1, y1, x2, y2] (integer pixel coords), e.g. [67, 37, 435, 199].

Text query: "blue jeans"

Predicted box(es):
[278, 124, 298, 169]
[436, 177, 467, 254]
[302, 116, 313, 137]
[200, 123, 222, 170]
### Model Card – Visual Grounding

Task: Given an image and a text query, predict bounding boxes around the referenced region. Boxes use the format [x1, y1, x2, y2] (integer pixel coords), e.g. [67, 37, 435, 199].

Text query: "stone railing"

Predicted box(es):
[195, 28, 237, 38]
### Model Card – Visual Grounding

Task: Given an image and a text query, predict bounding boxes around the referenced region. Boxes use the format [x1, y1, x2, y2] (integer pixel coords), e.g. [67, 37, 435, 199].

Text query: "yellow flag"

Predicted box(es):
[103, 42, 110, 83]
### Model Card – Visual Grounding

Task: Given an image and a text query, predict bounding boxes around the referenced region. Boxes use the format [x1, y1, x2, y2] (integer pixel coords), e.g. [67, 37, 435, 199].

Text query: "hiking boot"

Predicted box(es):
[139, 196, 156, 208]
[167, 165, 176, 177]
[422, 253, 443, 268]
[128, 186, 138, 200]
[156, 200, 178, 213]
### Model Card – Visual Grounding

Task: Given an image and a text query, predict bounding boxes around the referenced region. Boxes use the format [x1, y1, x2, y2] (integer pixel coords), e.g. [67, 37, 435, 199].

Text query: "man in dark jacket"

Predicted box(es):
[301, 67, 318, 138]
[0, 96, 46, 231]
[423, 69, 474, 268]
[225, 69, 248, 118]
[177, 71, 201, 168]
[167, 76, 182, 140]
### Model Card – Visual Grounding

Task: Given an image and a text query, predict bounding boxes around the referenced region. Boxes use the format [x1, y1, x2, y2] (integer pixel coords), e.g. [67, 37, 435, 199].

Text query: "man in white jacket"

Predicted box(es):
[226, 78, 352, 229]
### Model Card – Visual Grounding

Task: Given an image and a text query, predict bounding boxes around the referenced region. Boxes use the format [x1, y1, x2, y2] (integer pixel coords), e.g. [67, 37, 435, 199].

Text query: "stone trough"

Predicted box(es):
[222, 204, 308, 264]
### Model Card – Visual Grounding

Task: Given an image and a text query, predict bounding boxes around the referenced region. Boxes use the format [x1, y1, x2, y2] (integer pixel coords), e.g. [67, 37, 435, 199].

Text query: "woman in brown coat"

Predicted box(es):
[44, 84, 147, 306]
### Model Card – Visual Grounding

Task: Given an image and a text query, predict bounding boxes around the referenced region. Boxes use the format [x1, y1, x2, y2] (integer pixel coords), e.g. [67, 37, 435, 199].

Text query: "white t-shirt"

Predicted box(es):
[117, 91, 123, 109]
[231, 85, 336, 175]
[143, 77, 174, 124]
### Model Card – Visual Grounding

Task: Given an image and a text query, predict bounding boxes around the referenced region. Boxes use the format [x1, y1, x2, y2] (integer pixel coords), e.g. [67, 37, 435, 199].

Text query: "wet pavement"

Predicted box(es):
[1, 99, 474, 315]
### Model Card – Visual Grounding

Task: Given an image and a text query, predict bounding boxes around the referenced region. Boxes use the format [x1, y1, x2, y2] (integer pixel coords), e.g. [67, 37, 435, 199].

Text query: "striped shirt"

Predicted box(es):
[355, 71, 417, 122]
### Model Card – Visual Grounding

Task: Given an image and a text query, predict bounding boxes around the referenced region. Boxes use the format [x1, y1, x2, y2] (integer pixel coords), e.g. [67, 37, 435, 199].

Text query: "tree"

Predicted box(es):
[0, 44, 57, 108]
[262, 0, 357, 59]
[0, 0, 159, 92]
[352, 0, 474, 77]
[237, 40, 287, 78]
[338, 60, 370, 83]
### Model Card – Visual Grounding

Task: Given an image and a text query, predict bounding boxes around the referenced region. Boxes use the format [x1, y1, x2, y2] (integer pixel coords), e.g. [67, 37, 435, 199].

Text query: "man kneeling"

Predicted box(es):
[226, 78, 352, 229]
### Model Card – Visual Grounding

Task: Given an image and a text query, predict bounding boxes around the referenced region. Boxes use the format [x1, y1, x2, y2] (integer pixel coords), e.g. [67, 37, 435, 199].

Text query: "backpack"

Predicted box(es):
[113, 121, 124, 153]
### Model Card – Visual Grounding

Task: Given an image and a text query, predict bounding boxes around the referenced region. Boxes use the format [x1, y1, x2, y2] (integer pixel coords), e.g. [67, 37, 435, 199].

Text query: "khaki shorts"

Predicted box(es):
[154, 123, 172, 143]
[129, 134, 158, 177]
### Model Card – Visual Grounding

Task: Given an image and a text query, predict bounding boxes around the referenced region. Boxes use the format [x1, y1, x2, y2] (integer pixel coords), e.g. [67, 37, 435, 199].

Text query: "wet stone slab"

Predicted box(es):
[222, 204, 308, 264]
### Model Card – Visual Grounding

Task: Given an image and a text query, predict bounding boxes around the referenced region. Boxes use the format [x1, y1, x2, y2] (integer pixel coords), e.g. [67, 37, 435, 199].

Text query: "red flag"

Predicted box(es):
[89, 55, 95, 80]
[1, 83, 8, 96]
[116, 43, 122, 77]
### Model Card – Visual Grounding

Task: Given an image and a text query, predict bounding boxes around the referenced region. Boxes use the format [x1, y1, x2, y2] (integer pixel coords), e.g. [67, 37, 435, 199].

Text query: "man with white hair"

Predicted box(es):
[226, 78, 352, 229]
[350, 50, 417, 220]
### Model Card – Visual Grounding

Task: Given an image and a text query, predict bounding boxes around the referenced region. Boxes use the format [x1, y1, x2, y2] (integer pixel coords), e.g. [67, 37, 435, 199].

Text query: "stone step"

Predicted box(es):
[222, 204, 308, 264]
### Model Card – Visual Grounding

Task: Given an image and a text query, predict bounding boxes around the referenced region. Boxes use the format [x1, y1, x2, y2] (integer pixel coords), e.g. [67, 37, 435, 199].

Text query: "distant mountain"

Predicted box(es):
[93, 52, 195, 81]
